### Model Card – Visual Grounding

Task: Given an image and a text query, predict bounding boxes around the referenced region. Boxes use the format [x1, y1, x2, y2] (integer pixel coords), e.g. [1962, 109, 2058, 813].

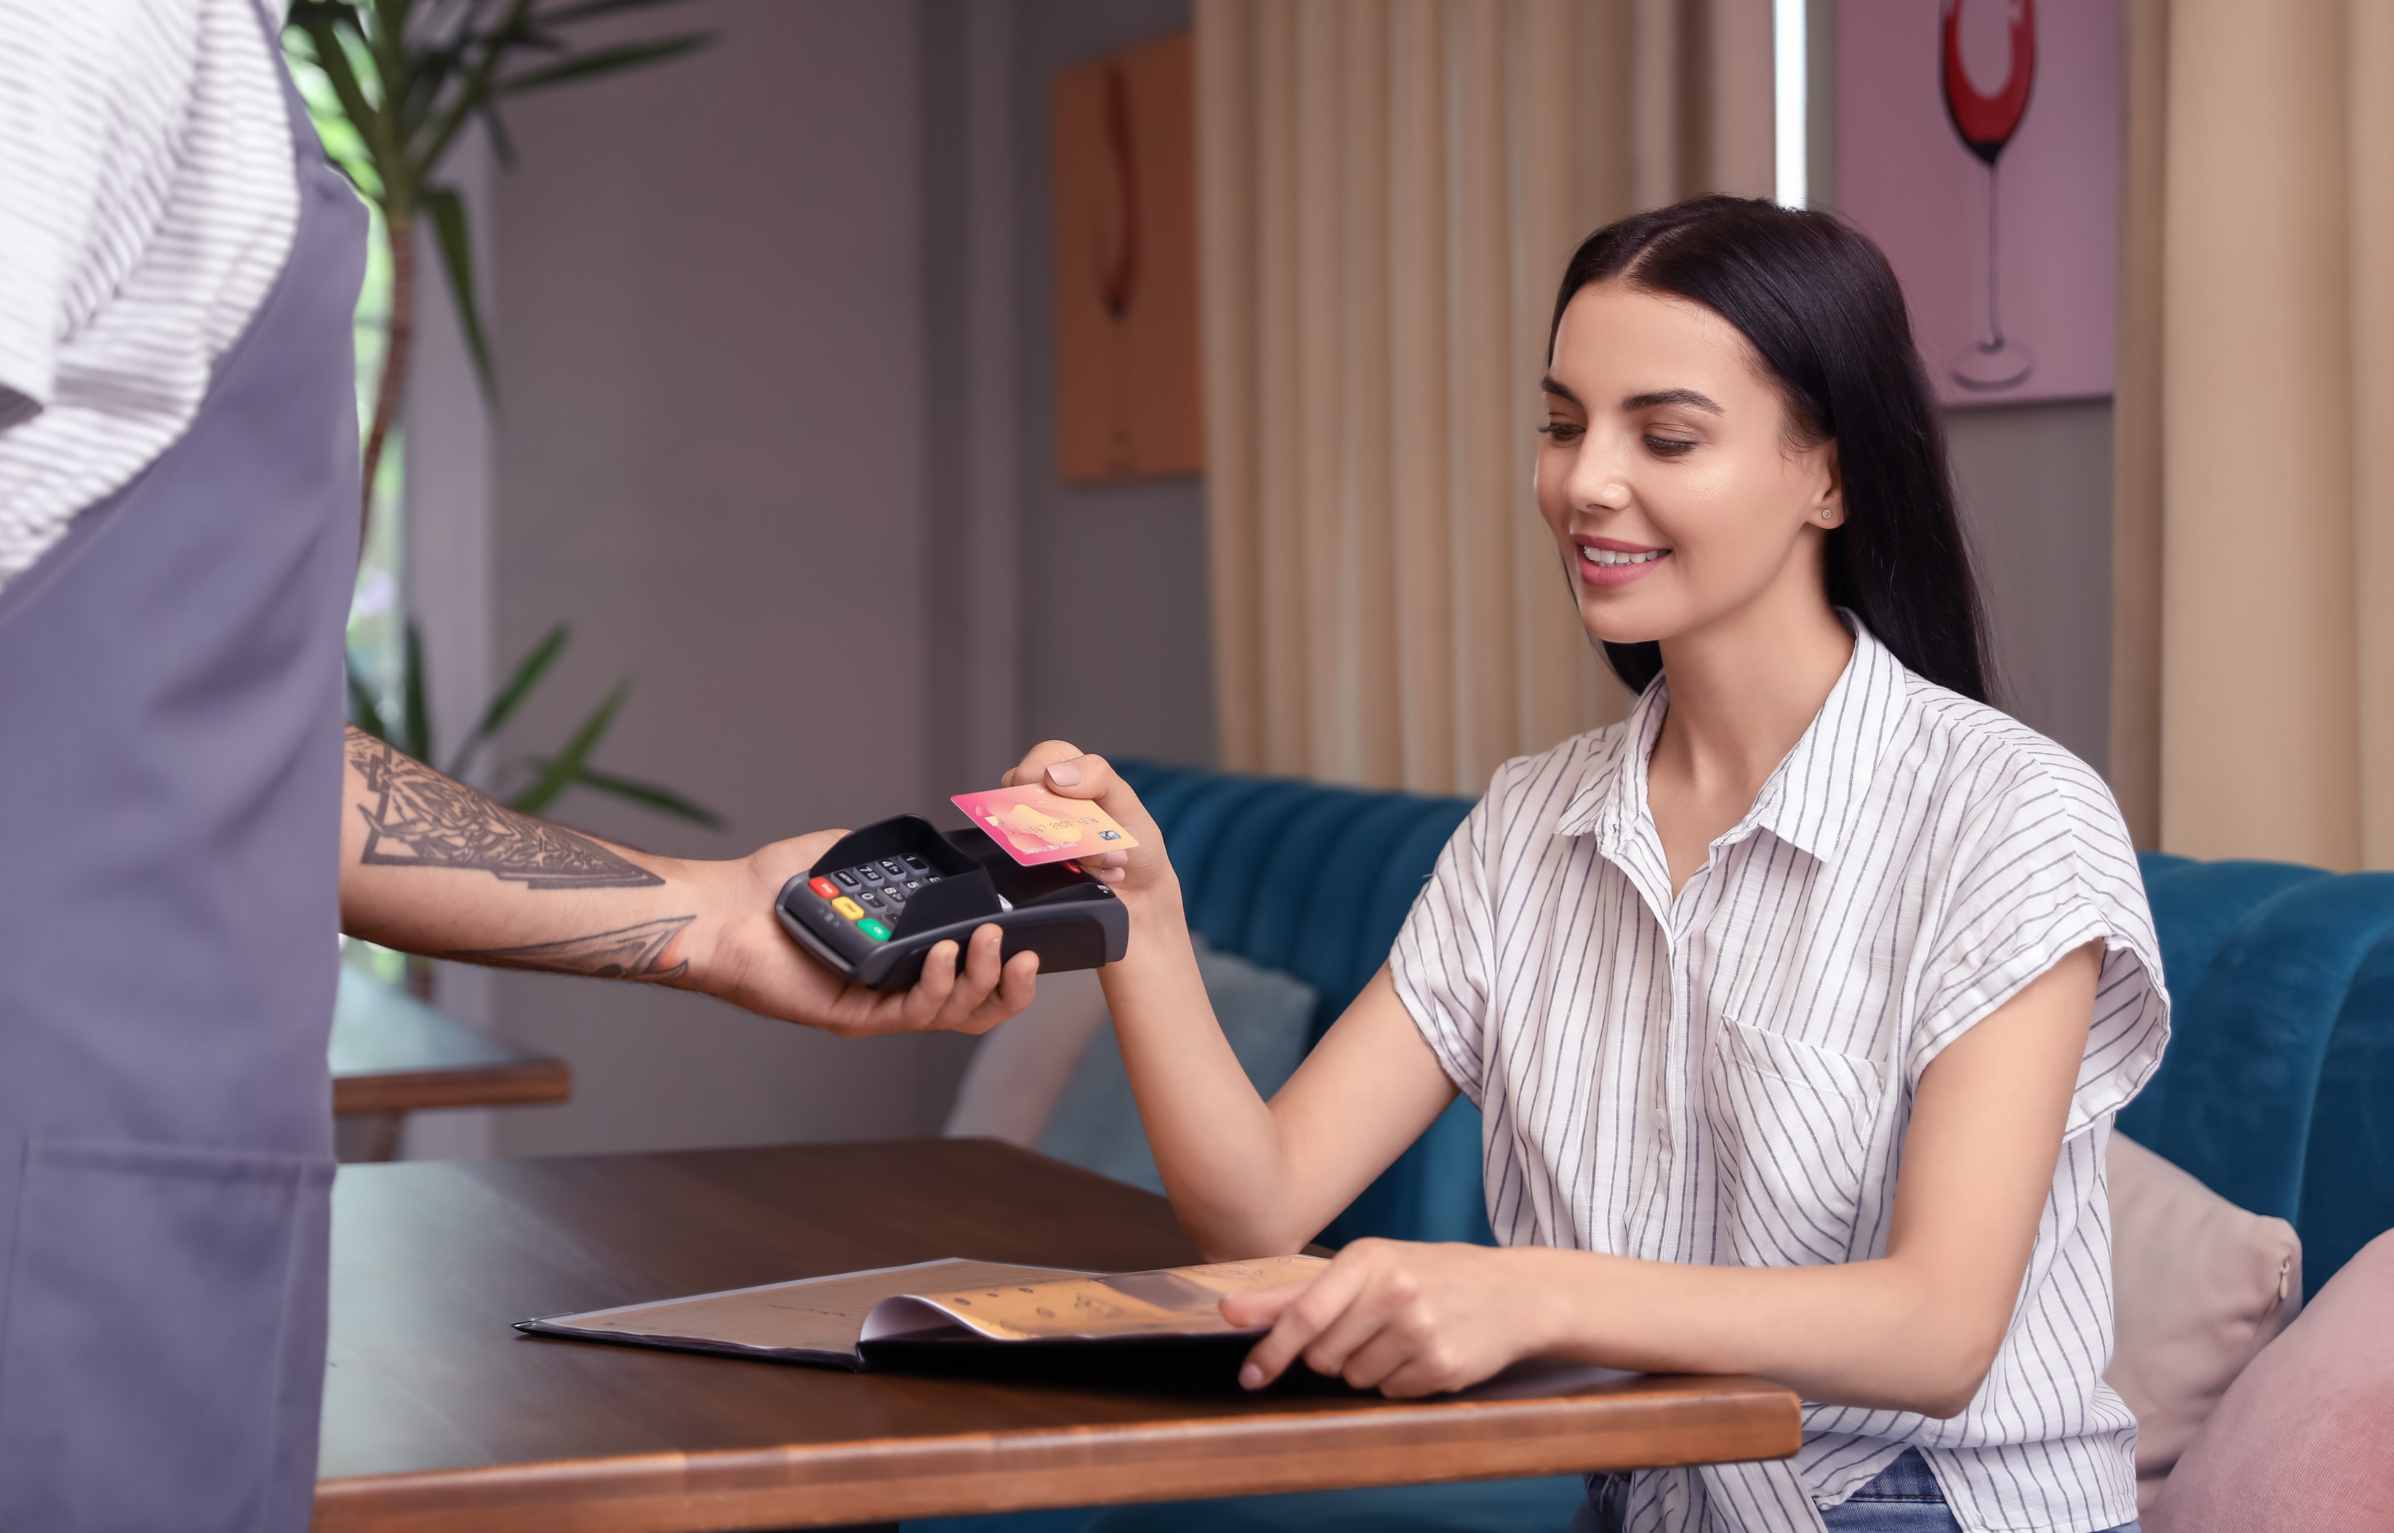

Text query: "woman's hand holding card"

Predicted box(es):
[997, 743, 1170, 903]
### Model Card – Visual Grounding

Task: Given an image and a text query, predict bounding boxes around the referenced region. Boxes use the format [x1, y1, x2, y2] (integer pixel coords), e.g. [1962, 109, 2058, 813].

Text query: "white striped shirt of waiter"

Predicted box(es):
[1391, 617, 2168, 1533]
[0, 0, 298, 591]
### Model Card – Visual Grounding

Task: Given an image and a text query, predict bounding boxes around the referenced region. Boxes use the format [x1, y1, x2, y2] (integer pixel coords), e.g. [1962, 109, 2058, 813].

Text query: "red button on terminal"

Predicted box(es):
[808, 876, 839, 900]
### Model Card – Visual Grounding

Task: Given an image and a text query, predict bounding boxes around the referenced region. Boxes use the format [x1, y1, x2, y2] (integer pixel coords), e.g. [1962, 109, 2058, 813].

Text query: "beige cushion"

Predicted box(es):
[2147, 1230, 2394, 1532]
[2107, 1132, 2303, 1507]
[941, 968, 1111, 1146]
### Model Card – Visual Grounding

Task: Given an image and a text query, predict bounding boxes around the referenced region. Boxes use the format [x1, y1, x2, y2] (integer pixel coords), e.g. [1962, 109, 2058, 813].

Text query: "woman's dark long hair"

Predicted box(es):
[1549, 195, 1996, 705]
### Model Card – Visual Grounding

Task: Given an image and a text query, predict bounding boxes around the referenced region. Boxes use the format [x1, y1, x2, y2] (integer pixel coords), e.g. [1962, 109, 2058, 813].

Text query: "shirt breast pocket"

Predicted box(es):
[1702, 1016, 1885, 1268]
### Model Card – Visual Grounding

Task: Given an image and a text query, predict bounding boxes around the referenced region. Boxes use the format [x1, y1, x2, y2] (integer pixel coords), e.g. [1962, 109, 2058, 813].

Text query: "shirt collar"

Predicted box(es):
[1555, 614, 1911, 866]
[1556, 671, 1668, 843]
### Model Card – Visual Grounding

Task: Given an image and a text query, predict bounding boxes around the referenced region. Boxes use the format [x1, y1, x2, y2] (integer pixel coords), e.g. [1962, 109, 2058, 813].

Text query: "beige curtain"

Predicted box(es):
[2113, 0, 2394, 868]
[1198, 0, 1774, 794]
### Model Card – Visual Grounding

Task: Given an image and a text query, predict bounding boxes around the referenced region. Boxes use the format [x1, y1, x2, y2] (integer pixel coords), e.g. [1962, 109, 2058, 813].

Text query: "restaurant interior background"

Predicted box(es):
[320, 0, 2391, 1163]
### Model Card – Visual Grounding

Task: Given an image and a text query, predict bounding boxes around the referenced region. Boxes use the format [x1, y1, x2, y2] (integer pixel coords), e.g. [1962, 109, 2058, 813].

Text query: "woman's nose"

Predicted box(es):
[1567, 453, 1632, 513]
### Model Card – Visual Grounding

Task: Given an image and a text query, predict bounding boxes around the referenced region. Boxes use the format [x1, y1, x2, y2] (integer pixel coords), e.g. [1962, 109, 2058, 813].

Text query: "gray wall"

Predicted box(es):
[1010, 0, 1211, 769]
[1810, 0, 2115, 771]
[478, 0, 1206, 1159]
[1946, 404, 2115, 771]
[923, 0, 1211, 788]
[485, 0, 975, 1155]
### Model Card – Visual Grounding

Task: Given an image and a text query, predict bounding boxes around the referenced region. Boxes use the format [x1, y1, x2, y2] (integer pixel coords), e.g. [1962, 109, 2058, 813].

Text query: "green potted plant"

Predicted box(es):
[347, 619, 723, 831]
[284, 0, 710, 535]
[289, 1, 724, 990]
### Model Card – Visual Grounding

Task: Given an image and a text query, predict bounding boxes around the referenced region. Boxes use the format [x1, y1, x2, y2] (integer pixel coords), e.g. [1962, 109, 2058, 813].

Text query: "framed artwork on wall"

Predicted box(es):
[1837, 0, 2121, 407]
[1052, 31, 1201, 482]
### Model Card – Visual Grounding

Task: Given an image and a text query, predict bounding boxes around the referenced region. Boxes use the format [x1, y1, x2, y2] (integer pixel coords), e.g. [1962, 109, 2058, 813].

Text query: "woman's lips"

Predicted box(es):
[1575, 542, 1672, 589]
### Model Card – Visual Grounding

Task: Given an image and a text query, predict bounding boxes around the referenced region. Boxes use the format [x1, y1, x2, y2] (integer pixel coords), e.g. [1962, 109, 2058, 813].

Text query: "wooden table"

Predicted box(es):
[330, 966, 570, 1158]
[316, 1141, 1799, 1532]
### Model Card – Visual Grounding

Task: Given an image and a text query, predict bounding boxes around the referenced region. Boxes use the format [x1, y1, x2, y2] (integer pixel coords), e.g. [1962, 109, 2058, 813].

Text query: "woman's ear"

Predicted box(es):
[1810, 443, 1844, 528]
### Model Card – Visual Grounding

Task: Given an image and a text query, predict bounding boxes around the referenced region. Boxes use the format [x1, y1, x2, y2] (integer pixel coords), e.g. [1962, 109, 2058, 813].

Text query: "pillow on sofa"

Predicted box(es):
[943, 968, 1113, 1147]
[2107, 1132, 2302, 1506]
[1035, 942, 1317, 1195]
[2146, 1230, 2394, 1532]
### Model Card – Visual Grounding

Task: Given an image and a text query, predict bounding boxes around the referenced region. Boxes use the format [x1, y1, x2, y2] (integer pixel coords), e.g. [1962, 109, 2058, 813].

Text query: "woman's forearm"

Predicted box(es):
[1522, 1246, 1998, 1418]
[1099, 887, 1301, 1258]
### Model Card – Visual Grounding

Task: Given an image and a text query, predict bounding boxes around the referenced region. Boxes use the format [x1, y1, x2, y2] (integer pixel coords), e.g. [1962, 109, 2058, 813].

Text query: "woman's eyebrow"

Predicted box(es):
[1622, 387, 1725, 415]
[1539, 377, 1726, 417]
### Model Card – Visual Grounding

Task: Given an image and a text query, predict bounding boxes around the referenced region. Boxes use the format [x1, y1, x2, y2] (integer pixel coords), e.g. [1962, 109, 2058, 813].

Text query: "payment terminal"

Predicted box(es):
[775, 815, 1128, 990]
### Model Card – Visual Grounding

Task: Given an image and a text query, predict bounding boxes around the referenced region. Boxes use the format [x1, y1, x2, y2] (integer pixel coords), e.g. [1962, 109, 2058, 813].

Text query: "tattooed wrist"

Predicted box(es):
[344, 726, 663, 890]
[441, 916, 697, 983]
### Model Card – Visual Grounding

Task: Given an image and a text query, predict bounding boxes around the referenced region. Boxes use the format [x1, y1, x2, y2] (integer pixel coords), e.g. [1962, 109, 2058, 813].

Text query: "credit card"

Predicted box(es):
[950, 784, 1140, 867]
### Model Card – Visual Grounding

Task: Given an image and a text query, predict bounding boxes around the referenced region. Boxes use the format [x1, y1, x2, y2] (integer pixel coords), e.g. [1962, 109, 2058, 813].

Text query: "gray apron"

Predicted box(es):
[0, 8, 365, 1527]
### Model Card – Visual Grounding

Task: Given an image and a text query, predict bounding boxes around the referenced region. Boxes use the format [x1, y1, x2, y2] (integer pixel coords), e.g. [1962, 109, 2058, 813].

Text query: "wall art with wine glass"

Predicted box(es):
[1836, 0, 2120, 408]
[1052, 31, 1200, 483]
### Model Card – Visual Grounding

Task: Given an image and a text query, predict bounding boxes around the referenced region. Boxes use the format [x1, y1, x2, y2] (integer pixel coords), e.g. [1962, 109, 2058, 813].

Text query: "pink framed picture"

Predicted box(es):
[1836, 0, 2121, 407]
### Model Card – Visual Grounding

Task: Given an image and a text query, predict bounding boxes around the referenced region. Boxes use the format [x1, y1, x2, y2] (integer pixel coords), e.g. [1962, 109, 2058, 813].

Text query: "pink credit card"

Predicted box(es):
[950, 785, 1140, 867]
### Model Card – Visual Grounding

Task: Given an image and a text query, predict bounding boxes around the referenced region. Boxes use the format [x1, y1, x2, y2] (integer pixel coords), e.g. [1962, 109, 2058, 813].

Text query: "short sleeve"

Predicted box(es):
[1388, 773, 1507, 1107]
[1907, 754, 2172, 1138]
[0, 0, 206, 430]
[0, 2, 98, 425]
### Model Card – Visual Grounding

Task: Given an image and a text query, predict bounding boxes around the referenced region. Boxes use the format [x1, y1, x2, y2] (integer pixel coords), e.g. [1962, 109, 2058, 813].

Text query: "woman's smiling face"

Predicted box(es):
[1535, 279, 1842, 650]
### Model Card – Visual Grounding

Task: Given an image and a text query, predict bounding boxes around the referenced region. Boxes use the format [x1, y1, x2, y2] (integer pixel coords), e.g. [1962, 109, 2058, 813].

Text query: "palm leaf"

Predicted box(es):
[499, 34, 709, 95]
[540, 0, 708, 22]
[288, 6, 388, 180]
[400, 38, 464, 135]
[445, 623, 569, 780]
[401, 621, 433, 763]
[540, 765, 723, 829]
[367, 0, 419, 131]
[412, 0, 536, 178]
[420, 185, 497, 405]
[345, 655, 392, 740]
[507, 681, 629, 815]
[495, 20, 570, 51]
[477, 95, 518, 169]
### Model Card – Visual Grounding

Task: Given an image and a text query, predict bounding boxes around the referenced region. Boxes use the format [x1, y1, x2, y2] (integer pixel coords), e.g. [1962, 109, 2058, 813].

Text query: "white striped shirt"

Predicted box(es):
[1392, 618, 2168, 1533]
[0, 0, 297, 590]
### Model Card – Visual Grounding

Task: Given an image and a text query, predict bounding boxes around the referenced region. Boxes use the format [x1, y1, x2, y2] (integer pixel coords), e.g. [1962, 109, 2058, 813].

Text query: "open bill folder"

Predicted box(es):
[516, 1254, 1329, 1370]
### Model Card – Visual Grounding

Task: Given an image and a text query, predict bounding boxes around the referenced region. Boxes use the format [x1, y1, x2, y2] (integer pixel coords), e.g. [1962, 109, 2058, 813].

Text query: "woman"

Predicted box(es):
[1005, 197, 2161, 1533]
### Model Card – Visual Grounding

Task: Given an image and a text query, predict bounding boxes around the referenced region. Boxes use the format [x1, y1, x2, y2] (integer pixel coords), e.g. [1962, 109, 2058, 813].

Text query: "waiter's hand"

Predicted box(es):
[687, 830, 1041, 1037]
[337, 729, 1033, 1035]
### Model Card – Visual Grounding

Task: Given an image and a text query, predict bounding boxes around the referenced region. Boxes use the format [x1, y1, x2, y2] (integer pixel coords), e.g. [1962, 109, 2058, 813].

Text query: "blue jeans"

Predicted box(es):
[1822, 1451, 2141, 1532]
[1577, 1452, 2143, 1531]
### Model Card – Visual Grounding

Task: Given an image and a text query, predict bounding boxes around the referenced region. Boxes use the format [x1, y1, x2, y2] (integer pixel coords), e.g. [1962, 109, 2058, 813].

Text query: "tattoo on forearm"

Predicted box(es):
[345, 728, 662, 890]
[443, 916, 695, 982]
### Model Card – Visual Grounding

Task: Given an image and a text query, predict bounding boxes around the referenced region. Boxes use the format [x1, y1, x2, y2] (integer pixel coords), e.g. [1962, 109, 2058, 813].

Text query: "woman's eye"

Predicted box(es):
[1644, 435, 1696, 458]
[1537, 421, 1584, 444]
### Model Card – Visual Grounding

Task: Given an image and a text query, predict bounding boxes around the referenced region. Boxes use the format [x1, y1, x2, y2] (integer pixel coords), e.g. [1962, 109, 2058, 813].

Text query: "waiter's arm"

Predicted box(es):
[338, 726, 1038, 1036]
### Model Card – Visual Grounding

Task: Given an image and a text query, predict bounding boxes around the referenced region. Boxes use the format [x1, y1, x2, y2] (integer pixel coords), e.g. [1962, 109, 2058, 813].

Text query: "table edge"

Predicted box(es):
[331, 1056, 572, 1116]
[314, 1375, 1800, 1532]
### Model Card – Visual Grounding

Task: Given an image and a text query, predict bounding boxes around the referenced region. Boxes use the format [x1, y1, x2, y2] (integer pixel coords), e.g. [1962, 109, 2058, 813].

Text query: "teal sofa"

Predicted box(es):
[912, 760, 2394, 1533]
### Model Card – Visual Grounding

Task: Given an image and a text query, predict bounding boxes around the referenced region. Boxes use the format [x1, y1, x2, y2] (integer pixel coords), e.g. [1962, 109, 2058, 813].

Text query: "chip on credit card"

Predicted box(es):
[950, 784, 1140, 867]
